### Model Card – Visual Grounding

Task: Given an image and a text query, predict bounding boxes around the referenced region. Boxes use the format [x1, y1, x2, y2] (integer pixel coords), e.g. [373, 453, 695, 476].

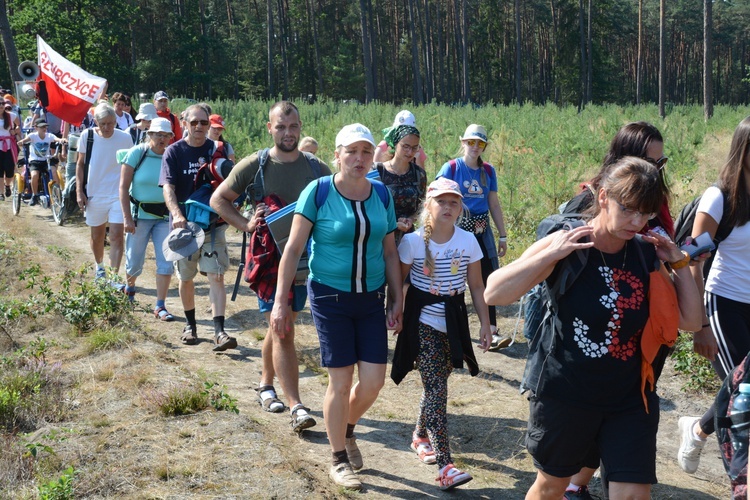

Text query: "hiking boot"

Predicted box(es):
[290, 404, 316, 433]
[564, 485, 598, 499]
[329, 462, 361, 490]
[435, 463, 472, 491]
[345, 435, 363, 470]
[29, 194, 38, 206]
[678, 416, 706, 474]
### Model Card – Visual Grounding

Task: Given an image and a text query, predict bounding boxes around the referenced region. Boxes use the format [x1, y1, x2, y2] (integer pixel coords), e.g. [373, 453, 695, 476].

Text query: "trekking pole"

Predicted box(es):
[231, 230, 247, 302]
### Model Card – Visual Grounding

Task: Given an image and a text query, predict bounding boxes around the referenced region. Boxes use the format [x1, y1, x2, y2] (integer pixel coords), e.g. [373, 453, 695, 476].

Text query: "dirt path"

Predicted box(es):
[3, 201, 728, 498]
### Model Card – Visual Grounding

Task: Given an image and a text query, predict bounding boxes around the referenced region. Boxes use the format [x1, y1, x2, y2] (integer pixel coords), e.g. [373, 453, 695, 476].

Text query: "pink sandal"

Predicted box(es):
[410, 433, 437, 464]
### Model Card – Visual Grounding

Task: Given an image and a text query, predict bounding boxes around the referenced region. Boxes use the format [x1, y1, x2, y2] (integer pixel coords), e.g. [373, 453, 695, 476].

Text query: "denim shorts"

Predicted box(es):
[308, 280, 388, 368]
[125, 218, 172, 277]
[257, 284, 308, 313]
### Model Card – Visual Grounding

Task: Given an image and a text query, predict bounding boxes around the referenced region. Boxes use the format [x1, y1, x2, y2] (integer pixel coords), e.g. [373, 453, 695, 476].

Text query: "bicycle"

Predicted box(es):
[11, 140, 65, 220]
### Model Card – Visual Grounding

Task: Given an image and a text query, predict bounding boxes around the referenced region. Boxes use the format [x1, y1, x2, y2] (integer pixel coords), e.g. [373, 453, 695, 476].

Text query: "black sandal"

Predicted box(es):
[255, 385, 285, 413]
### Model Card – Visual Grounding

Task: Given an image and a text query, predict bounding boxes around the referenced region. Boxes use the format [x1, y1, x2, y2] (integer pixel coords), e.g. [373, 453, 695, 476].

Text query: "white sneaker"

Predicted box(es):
[678, 416, 706, 474]
[330, 462, 361, 490]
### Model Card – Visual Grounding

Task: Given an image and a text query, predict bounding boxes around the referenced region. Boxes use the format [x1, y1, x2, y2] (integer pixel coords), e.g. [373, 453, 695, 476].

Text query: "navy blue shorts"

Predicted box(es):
[526, 393, 659, 484]
[308, 280, 388, 368]
[257, 284, 307, 313]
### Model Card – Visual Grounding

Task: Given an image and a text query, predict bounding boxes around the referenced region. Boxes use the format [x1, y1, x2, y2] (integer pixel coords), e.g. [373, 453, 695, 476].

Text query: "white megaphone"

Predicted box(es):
[18, 61, 40, 80]
[21, 83, 36, 98]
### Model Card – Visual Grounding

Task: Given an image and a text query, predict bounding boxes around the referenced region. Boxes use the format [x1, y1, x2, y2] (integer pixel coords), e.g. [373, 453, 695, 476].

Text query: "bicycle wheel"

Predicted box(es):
[51, 183, 64, 225]
[11, 173, 22, 216]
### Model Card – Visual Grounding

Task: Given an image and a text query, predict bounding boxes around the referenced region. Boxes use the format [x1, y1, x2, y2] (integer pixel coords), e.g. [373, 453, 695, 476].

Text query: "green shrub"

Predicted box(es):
[671, 332, 721, 393]
[49, 267, 135, 334]
[38, 466, 76, 500]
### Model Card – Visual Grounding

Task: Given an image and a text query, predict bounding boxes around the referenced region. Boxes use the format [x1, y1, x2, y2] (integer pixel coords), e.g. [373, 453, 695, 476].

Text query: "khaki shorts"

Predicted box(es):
[175, 225, 229, 280]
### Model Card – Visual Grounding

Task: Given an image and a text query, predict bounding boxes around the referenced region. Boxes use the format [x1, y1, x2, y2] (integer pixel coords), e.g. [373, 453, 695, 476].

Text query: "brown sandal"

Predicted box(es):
[212, 331, 237, 352]
[181, 324, 197, 345]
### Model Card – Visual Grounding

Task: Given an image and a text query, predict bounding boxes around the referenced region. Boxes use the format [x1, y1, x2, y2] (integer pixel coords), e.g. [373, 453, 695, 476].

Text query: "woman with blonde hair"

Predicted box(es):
[437, 124, 508, 350]
[392, 177, 491, 490]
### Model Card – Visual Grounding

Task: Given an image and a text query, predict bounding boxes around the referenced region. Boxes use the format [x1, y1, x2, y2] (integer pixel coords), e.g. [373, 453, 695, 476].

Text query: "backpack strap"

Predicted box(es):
[482, 161, 494, 179]
[82, 129, 94, 195]
[315, 176, 332, 208]
[301, 151, 322, 178]
[251, 148, 271, 203]
[131, 143, 151, 175]
[449, 159, 457, 178]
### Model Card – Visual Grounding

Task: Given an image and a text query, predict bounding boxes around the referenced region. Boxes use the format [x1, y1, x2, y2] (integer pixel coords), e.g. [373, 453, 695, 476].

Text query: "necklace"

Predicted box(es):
[598, 241, 628, 270]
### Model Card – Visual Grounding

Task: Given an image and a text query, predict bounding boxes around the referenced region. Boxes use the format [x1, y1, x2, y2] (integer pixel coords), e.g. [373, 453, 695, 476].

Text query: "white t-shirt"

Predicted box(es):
[116, 112, 133, 131]
[398, 226, 483, 332]
[78, 128, 133, 199]
[697, 185, 750, 304]
[0, 112, 17, 137]
[27, 132, 60, 161]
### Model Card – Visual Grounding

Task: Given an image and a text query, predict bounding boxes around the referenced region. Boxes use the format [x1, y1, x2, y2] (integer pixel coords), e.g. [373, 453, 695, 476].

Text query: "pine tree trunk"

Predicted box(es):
[515, 0, 522, 103]
[704, 0, 713, 120]
[0, 0, 20, 82]
[359, 0, 375, 103]
[659, 0, 665, 118]
[636, 0, 642, 104]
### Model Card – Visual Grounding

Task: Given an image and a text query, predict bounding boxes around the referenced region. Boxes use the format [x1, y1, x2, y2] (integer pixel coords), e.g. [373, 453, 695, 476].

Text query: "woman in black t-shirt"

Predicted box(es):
[485, 157, 702, 500]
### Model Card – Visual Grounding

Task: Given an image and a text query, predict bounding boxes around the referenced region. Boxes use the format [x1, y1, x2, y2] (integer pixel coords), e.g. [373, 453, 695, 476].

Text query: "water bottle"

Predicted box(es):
[729, 383, 750, 478]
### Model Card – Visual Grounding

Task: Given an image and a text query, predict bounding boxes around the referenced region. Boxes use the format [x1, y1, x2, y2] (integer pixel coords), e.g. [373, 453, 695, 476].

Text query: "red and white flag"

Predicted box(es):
[37, 36, 106, 126]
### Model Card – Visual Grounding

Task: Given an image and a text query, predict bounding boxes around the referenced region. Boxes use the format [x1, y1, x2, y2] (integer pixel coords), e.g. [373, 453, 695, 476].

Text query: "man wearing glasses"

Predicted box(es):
[160, 104, 237, 352]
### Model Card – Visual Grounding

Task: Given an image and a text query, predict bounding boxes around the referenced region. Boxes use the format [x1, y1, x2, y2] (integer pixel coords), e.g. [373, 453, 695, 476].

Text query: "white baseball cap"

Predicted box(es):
[392, 110, 416, 127]
[335, 123, 375, 148]
[148, 117, 173, 134]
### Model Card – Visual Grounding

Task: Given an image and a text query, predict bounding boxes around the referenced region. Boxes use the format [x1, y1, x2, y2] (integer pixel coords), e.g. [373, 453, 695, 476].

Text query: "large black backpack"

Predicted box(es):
[522, 213, 588, 341]
[673, 187, 733, 280]
[715, 353, 750, 499]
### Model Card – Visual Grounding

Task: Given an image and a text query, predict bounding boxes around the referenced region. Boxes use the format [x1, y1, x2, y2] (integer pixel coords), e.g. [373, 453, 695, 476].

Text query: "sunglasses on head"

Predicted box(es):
[189, 120, 210, 127]
[465, 139, 486, 148]
[646, 155, 668, 170]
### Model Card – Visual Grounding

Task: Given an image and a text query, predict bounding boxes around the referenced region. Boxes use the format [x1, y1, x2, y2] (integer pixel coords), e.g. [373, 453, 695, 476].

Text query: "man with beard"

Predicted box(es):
[211, 101, 330, 431]
[160, 103, 238, 352]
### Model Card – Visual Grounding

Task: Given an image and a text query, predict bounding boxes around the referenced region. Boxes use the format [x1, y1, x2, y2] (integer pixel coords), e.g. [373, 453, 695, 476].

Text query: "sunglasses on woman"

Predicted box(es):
[646, 155, 668, 170]
[465, 139, 486, 148]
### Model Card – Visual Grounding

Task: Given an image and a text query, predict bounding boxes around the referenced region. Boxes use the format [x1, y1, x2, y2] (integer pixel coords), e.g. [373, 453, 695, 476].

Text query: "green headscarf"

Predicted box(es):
[382, 125, 420, 151]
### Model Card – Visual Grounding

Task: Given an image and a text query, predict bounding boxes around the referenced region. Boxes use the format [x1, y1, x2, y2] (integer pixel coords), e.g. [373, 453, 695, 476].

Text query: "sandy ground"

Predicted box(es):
[2, 199, 728, 499]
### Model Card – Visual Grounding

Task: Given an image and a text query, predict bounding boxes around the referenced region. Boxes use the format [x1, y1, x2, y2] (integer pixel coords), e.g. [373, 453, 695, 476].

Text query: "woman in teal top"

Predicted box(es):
[118, 118, 174, 320]
[271, 124, 403, 491]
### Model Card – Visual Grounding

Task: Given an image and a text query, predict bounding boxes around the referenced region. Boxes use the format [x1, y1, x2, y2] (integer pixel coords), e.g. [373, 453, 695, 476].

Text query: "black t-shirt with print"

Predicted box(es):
[542, 238, 657, 411]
